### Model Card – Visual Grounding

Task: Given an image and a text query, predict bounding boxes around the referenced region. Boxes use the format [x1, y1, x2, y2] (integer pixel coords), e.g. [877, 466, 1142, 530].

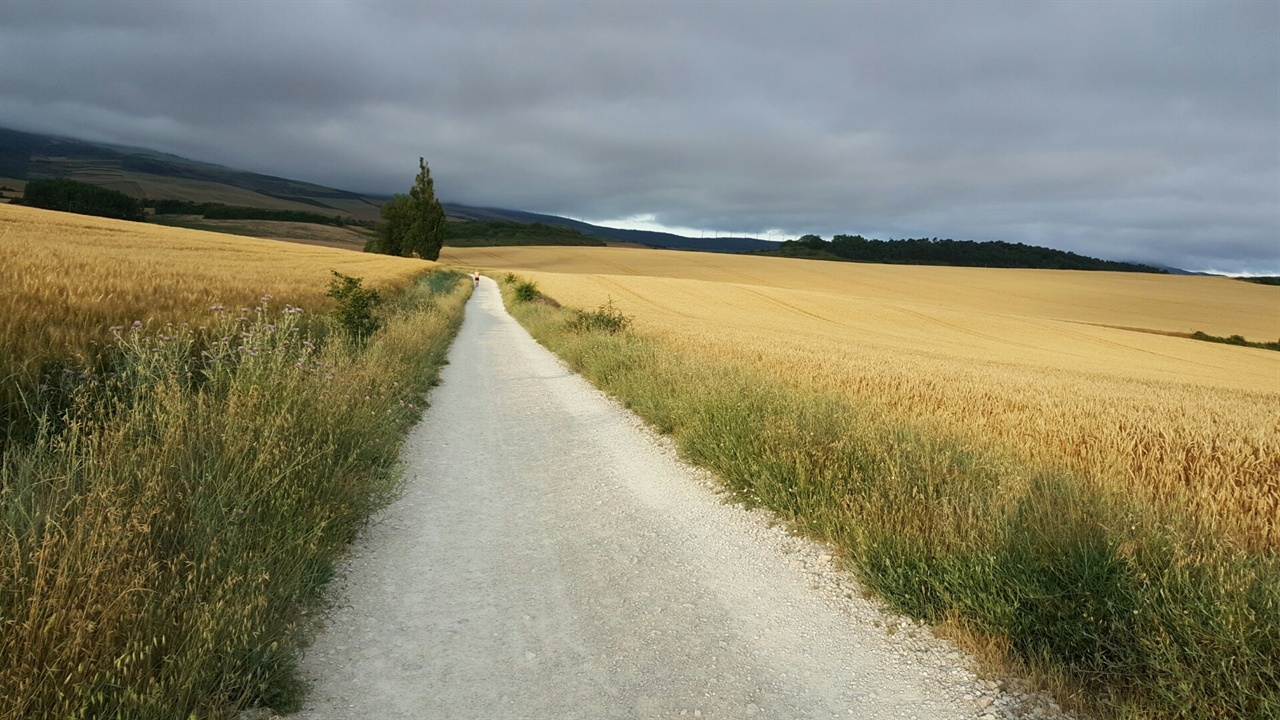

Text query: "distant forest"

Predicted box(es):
[774, 234, 1166, 273]
[18, 178, 146, 222]
[443, 220, 605, 247]
[148, 199, 352, 226]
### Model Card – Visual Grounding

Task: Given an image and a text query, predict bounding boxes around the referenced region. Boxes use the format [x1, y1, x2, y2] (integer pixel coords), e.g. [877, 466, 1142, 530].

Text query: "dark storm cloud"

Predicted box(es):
[1, 0, 1276, 273]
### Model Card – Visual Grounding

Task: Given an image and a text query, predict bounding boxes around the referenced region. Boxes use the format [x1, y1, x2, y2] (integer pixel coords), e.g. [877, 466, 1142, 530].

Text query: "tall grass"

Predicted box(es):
[502, 277, 1278, 720]
[0, 203, 432, 442]
[0, 271, 469, 719]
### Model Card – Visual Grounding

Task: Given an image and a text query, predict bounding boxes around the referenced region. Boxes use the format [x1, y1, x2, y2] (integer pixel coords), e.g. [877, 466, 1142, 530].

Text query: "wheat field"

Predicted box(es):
[446, 246, 1280, 548]
[1, 203, 431, 382]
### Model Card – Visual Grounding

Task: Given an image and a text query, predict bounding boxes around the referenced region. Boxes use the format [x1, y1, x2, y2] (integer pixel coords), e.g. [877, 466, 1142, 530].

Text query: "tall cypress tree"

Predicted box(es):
[370, 157, 445, 260]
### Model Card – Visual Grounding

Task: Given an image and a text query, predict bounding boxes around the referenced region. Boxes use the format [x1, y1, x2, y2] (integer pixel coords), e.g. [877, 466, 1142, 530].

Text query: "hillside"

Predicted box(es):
[0, 127, 386, 221]
[442, 203, 778, 253]
[443, 219, 604, 247]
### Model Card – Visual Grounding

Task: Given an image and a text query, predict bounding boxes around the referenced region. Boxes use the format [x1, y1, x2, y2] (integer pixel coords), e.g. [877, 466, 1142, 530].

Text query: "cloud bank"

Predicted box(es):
[1, 1, 1276, 272]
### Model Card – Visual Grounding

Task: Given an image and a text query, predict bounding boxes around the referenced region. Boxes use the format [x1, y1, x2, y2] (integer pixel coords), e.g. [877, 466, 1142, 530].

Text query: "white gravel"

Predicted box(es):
[289, 277, 1073, 720]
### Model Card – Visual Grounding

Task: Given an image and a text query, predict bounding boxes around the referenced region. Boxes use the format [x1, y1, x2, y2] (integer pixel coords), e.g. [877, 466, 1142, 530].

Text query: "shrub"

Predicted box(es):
[566, 299, 632, 334]
[327, 271, 382, 343]
[513, 279, 541, 303]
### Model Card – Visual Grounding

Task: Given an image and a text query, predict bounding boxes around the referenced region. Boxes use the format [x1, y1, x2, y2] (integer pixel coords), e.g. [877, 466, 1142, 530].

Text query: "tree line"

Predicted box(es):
[14, 179, 355, 229]
[18, 178, 146, 222]
[779, 233, 1166, 273]
[149, 199, 351, 226]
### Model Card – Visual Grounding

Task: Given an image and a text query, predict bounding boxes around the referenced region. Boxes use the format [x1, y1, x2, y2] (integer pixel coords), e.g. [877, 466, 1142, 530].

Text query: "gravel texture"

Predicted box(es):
[289, 277, 1074, 720]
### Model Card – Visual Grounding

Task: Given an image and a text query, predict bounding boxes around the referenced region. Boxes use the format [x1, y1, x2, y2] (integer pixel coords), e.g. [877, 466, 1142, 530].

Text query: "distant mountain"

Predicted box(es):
[0, 127, 386, 221]
[442, 203, 777, 253]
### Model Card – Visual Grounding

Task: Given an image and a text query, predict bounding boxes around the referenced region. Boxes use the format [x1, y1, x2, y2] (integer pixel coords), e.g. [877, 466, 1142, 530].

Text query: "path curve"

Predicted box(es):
[293, 277, 1004, 719]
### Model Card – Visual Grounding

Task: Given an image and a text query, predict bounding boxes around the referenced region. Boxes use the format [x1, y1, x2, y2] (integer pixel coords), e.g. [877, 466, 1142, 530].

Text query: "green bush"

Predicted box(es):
[513, 279, 541, 303]
[327, 271, 382, 343]
[565, 299, 632, 334]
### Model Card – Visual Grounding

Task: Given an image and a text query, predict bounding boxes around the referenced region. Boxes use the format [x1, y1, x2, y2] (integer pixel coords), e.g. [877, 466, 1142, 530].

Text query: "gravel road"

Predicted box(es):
[291, 278, 1065, 720]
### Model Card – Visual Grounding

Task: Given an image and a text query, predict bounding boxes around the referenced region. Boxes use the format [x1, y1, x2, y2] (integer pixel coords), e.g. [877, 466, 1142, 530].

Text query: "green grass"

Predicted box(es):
[498, 275, 1279, 720]
[0, 271, 469, 719]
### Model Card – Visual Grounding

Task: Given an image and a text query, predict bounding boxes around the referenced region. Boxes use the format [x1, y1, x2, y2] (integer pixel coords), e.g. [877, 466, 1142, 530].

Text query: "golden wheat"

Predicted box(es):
[1, 203, 431, 381]
[446, 246, 1280, 548]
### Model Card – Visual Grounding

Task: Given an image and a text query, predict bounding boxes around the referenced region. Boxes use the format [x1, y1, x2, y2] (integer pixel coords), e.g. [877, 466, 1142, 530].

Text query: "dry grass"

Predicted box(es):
[1, 203, 430, 386]
[0, 200, 468, 715]
[448, 246, 1280, 550]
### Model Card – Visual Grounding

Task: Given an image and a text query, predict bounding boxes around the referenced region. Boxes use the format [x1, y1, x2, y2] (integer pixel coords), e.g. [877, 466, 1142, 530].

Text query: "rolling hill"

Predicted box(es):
[0, 127, 387, 222]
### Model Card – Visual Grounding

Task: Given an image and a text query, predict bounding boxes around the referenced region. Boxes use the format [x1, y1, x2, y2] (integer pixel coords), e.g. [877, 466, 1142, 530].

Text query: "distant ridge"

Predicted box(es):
[442, 203, 777, 253]
[0, 127, 386, 221]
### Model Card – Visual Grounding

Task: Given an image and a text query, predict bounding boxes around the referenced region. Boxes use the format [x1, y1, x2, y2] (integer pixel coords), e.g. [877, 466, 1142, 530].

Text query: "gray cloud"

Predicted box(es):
[1, 0, 1276, 273]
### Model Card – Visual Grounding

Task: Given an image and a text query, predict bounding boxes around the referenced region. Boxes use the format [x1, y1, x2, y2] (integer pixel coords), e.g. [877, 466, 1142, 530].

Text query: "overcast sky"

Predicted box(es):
[2, 1, 1277, 273]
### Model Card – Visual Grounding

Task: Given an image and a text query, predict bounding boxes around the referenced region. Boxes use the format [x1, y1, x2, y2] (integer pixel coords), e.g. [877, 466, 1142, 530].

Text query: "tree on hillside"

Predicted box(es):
[366, 158, 445, 260]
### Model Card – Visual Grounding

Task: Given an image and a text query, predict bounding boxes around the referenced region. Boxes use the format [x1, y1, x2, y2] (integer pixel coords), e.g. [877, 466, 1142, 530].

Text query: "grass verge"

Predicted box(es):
[0, 270, 469, 719]
[499, 275, 1278, 720]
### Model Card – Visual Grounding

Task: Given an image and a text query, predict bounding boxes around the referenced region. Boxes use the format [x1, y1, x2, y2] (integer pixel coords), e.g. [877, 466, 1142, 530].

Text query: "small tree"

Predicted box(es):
[369, 157, 445, 260]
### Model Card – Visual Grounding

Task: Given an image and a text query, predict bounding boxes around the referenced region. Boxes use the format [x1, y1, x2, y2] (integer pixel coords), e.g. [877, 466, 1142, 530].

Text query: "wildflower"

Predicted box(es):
[132, 320, 143, 330]
[211, 304, 224, 312]
[260, 294, 273, 304]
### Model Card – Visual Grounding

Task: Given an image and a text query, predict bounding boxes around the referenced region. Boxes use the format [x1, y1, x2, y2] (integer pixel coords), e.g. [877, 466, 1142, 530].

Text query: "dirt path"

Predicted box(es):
[292, 278, 1019, 719]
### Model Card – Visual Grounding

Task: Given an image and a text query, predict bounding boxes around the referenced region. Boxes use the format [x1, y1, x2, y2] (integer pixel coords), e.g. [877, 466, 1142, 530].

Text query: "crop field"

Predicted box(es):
[447, 246, 1280, 548]
[1, 203, 430, 385]
[147, 214, 375, 250]
[462, 246, 1278, 717]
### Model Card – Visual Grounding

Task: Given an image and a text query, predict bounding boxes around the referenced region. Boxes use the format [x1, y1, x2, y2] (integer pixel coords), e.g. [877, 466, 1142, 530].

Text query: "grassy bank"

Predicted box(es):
[500, 277, 1277, 720]
[0, 271, 469, 719]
